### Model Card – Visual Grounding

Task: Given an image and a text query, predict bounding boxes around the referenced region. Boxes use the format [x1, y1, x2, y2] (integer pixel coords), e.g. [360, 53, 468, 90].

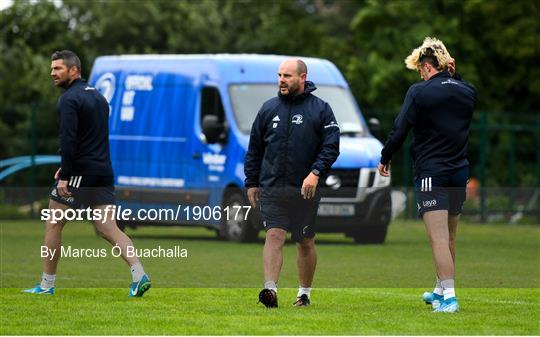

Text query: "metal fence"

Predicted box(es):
[375, 110, 540, 223]
[1, 110, 539, 224]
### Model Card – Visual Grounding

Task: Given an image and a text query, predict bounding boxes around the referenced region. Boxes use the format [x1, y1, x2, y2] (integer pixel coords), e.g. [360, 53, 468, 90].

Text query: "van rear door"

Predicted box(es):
[191, 84, 229, 200]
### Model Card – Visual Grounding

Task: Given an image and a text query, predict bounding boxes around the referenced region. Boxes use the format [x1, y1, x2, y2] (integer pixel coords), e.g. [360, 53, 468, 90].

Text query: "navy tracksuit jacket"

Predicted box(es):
[380, 71, 476, 178]
[57, 78, 113, 180]
[244, 81, 340, 188]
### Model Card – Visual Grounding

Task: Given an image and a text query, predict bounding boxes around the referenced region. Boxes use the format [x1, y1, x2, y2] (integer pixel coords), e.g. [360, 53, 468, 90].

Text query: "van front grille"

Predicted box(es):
[319, 169, 359, 198]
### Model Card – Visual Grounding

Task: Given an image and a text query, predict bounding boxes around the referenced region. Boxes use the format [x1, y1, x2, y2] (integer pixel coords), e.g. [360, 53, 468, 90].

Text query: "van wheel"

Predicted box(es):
[116, 220, 127, 232]
[350, 226, 388, 244]
[115, 220, 138, 232]
[220, 190, 259, 242]
[350, 191, 392, 244]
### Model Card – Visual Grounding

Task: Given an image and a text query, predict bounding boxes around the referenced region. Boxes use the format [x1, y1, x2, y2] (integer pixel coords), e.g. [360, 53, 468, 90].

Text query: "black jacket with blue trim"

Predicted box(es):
[244, 81, 340, 188]
[57, 78, 113, 180]
[380, 71, 476, 178]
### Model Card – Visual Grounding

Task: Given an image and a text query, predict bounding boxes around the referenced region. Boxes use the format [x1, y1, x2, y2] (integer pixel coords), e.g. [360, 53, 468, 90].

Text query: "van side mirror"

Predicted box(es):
[202, 115, 228, 144]
[367, 117, 383, 141]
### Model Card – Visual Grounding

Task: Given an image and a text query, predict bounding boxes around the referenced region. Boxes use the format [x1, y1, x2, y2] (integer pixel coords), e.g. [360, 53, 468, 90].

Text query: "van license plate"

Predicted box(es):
[318, 204, 355, 216]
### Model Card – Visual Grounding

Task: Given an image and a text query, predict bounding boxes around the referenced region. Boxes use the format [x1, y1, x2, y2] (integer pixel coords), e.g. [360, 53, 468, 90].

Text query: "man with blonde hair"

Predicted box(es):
[378, 37, 476, 313]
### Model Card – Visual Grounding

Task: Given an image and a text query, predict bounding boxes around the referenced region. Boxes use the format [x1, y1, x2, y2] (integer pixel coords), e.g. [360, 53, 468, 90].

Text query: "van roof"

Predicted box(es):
[92, 54, 348, 86]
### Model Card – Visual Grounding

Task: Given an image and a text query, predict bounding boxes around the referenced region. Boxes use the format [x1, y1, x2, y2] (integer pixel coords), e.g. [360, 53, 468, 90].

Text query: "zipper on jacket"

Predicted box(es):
[282, 102, 292, 186]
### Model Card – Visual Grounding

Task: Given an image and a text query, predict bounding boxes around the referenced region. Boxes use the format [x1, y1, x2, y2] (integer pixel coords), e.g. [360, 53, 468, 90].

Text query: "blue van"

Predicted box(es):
[89, 54, 392, 244]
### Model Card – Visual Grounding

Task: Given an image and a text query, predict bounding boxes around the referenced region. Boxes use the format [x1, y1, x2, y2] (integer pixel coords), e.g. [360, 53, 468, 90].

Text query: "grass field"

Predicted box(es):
[1, 219, 539, 335]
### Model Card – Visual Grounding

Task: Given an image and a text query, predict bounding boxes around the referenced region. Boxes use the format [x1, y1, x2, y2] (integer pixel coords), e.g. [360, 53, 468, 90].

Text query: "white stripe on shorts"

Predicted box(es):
[69, 176, 74, 186]
[75, 176, 82, 188]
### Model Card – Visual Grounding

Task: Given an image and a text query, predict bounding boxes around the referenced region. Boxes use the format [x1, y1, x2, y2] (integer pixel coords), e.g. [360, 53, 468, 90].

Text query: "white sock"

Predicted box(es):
[297, 286, 311, 299]
[433, 276, 443, 295]
[441, 279, 456, 300]
[130, 263, 145, 282]
[40, 273, 56, 289]
[264, 281, 277, 293]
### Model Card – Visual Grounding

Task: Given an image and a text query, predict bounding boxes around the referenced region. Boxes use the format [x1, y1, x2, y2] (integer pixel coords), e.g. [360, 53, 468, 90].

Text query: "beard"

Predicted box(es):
[53, 76, 71, 88]
[280, 81, 300, 96]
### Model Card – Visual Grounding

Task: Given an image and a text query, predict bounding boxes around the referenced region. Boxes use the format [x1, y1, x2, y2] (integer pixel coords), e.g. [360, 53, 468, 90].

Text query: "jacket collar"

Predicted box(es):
[429, 70, 451, 80]
[66, 77, 84, 90]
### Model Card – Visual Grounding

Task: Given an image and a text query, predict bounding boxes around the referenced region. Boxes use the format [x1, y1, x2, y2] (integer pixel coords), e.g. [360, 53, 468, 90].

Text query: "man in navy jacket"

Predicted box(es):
[24, 50, 150, 297]
[245, 58, 340, 307]
[379, 38, 476, 313]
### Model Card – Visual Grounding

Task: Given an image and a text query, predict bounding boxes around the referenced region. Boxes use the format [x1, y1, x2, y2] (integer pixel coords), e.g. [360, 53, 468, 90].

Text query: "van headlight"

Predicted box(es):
[325, 175, 342, 190]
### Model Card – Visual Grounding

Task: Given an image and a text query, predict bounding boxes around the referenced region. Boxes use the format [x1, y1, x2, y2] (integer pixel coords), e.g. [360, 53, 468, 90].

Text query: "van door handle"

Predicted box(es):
[192, 153, 202, 159]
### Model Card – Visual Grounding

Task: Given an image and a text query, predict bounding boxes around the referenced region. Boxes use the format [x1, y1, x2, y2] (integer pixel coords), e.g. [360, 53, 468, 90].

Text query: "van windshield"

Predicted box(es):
[229, 84, 365, 135]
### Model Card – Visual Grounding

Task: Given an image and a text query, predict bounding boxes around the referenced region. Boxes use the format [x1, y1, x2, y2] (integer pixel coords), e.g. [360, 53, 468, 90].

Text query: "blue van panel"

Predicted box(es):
[92, 54, 347, 86]
[335, 137, 383, 168]
[88, 54, 385, 228]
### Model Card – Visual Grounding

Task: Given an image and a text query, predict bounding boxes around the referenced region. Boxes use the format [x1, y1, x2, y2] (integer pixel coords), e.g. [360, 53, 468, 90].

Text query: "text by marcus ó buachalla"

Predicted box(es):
[41, 245, 188, 259]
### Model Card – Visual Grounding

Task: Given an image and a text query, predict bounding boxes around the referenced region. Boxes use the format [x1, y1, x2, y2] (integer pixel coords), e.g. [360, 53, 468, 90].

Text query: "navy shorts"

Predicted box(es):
[259, 188, 320, 243]
[50, 175, 116, 209]
[414, 166, 468, 217]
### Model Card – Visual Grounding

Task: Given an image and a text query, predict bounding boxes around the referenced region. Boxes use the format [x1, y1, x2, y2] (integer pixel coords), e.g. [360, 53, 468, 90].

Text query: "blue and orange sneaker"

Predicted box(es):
[129, 274, 151, 297]
[433, 297, 459, 313]
[22, 284, 55, 295]
[422, 291, 443, 309]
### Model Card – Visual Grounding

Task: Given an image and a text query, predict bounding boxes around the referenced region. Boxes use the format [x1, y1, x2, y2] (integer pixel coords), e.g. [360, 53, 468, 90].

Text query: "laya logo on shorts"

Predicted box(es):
[292, 114, 303, 125]
[423, 200, 437, 207]
[62, 195, 75, 203]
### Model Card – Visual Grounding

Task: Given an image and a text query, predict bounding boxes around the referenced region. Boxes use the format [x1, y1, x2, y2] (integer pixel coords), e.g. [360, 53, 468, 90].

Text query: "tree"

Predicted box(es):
[1, 0, 538, 187]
